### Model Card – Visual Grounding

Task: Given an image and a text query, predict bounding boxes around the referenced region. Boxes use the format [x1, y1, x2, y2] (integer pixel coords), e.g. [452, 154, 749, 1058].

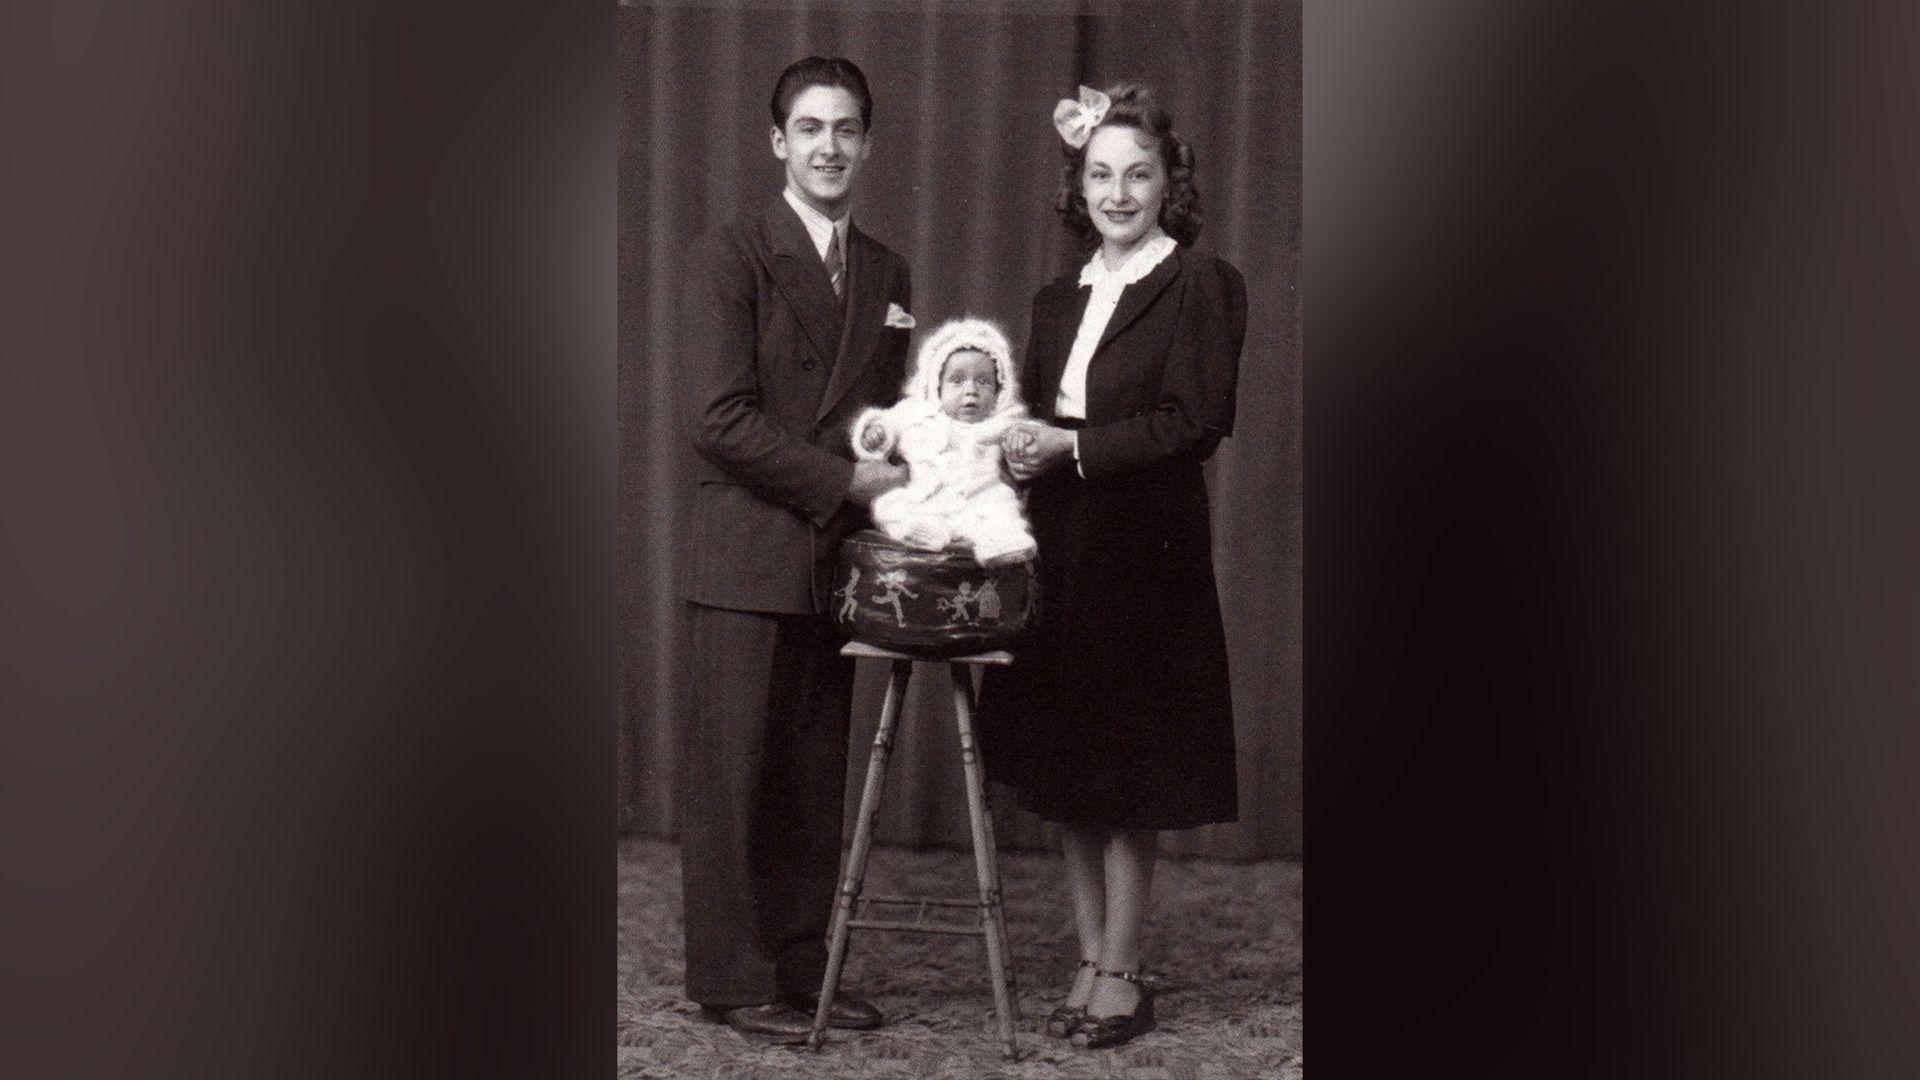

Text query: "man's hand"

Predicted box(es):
[847, 460, 909, 506]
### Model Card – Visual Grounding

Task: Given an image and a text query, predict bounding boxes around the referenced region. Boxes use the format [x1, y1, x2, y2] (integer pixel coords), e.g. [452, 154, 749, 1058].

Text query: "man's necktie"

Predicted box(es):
[826, 228, 845, 300]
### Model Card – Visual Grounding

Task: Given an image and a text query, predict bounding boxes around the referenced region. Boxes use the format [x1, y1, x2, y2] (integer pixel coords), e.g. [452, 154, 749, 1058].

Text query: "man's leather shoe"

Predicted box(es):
[785, 991, 884, 1030]
[708, 1002, 813, 1044]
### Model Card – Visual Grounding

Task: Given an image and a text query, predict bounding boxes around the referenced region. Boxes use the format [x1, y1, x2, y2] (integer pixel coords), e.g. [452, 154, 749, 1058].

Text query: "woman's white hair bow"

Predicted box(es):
[1052, 85, 1111, 149]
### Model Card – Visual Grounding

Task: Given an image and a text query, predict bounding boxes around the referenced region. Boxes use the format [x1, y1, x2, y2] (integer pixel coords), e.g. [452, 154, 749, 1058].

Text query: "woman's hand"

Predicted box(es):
[1002, 421, 1075, 481]
[858, 420, 889, 453]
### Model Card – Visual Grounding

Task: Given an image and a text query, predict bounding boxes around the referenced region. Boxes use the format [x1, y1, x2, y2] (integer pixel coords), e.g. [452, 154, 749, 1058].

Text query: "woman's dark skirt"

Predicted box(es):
[976, 457, 1238, 831]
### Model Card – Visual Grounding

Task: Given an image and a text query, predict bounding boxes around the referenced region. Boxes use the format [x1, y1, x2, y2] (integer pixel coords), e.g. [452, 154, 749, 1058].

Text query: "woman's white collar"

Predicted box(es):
[1079, 230, 1177, 287]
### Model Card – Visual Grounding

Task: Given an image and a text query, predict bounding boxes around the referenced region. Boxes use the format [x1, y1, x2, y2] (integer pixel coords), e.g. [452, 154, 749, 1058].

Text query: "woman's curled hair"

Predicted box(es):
[1055, 82, 1203, 249]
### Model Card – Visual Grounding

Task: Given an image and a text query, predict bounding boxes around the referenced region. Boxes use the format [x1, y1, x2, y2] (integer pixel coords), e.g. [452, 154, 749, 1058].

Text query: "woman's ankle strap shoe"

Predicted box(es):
[1074, 969, 1156, 1050]
[1044, 959, 1102, 1037]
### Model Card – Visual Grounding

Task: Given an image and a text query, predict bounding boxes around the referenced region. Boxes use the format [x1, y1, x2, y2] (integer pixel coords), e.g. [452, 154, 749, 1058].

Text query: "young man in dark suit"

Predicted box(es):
[674, 56, 913, 1044]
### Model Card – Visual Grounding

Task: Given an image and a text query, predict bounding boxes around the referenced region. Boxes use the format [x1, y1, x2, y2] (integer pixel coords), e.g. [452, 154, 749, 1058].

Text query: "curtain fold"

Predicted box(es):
[619, 0, 1300, 858]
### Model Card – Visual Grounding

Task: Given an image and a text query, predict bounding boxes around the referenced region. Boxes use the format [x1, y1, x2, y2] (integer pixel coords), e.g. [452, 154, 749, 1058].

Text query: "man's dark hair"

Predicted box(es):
[770, 57, 874, 132]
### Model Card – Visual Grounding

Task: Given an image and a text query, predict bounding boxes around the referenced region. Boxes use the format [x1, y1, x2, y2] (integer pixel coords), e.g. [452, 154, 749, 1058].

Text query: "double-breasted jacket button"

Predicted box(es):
[801, 358, 816, 371]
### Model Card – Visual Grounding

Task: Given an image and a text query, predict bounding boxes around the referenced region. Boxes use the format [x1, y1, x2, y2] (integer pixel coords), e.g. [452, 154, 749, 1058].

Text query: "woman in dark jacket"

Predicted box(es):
[978, 82, 1247, 1050]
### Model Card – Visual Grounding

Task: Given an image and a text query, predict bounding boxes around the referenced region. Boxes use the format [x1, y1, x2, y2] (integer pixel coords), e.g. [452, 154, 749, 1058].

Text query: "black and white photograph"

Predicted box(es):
[618, 2, 1302, 1076]
[19, 4, 1920, 1080]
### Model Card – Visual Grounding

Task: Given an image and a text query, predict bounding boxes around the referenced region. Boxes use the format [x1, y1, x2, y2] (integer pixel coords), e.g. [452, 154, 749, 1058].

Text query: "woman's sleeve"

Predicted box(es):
[1076, 258, 1248, 479]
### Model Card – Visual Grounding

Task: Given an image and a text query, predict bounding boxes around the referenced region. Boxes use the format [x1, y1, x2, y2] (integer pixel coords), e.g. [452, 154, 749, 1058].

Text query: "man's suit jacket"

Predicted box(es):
[678, 197, 913, 615]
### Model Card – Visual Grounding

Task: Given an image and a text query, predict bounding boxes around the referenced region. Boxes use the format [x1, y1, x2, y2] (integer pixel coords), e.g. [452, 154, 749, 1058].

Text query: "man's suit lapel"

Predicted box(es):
[815, 223, 887, 422]
[1098, 247, 1181, 350]
[762, 198, 843, 368]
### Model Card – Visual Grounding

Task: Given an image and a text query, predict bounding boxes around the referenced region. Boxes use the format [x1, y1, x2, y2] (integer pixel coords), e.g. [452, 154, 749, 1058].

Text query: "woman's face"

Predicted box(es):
[1082, 124, 1167, 253]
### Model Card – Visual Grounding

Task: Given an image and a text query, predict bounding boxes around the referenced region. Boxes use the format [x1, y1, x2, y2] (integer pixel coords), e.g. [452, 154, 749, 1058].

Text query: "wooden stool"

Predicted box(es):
[808, 641, 1020, 1060]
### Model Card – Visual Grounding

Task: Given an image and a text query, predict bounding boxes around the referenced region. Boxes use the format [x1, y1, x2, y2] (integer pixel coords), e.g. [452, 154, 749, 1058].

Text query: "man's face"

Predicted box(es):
[937, 350, 1000, 423]
[771, 85, 869, 218]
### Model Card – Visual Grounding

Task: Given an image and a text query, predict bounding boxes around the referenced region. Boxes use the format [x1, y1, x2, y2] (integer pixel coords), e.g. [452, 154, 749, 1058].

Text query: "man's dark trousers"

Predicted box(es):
[679, 604, 854, 1007]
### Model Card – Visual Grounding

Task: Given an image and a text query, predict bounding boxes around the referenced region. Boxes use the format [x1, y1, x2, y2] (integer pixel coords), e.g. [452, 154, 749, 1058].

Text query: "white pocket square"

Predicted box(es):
[885, 303, 915, 329]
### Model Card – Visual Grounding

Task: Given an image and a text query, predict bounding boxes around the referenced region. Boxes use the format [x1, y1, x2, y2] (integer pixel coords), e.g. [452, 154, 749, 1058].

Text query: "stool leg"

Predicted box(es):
[976, 753, 1015, 1001]
[811, 658, 913, 1051]
[962, 665, 1017, 1003]
[950, 661, 1020, 1060]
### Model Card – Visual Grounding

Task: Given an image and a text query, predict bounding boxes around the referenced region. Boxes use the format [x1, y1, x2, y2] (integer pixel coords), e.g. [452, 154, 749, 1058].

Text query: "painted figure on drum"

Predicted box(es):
[851, 317, 1038, 567]
[974, 578, 1002, 620]
[832, 566, 862, 622]
[868, 568, 920, 626]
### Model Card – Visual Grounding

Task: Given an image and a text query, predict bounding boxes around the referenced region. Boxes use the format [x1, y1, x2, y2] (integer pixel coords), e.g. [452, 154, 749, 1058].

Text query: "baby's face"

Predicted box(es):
[937, 349, 1000, 422]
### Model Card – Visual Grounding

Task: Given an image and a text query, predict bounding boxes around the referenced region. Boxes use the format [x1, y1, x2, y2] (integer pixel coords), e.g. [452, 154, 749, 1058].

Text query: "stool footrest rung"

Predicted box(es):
[851, 894, 993, 936]
[846, 918, 987, 936]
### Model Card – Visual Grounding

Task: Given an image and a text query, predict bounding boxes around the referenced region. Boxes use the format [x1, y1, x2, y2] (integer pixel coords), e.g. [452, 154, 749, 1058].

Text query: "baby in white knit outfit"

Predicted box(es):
[851, 317, 1037, 566]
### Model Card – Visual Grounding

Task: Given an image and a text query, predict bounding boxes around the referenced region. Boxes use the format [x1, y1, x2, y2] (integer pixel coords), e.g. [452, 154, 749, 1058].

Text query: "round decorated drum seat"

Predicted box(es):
[831, 530, 1039, 657]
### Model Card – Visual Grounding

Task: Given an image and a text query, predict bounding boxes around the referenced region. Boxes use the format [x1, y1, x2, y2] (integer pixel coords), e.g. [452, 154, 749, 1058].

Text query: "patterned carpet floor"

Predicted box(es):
[617, 835, 1302, 1079]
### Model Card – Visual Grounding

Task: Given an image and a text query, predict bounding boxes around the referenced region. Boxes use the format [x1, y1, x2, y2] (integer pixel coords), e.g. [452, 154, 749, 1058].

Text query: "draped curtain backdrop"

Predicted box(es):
[619, 0, 1300, 859]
